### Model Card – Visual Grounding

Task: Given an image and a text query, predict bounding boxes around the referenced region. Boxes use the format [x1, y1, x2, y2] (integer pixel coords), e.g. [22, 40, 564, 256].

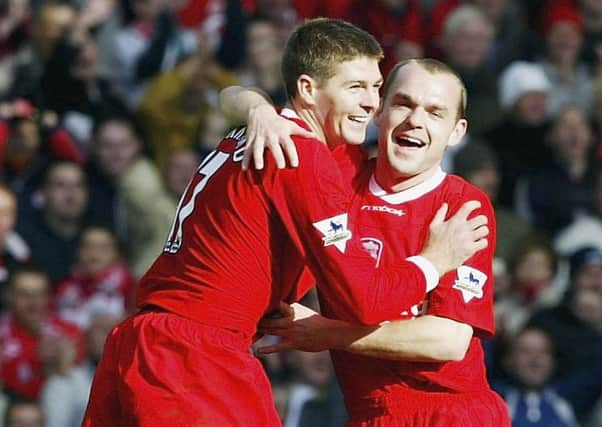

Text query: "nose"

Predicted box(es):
[405, 107, 426, 128]
[361, 87, 380, 112]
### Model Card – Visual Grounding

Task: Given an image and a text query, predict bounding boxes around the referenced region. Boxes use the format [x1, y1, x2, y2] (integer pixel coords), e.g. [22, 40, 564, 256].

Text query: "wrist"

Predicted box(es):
[408, 255, 440, 291]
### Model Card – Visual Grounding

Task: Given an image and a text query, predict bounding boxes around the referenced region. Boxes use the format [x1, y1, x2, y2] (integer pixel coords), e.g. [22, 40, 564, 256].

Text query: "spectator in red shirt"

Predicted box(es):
[0, 267, 83, 399]
[54, 225, 136, 329]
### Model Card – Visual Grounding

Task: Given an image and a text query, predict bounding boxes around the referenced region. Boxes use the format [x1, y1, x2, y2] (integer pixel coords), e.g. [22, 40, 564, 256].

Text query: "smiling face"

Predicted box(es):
[311, 57, 382, 147]
[375, 62, 467, 190]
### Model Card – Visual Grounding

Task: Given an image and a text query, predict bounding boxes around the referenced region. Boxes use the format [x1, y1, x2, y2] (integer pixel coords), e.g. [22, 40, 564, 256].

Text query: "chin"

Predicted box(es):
[343, 132, 367, 146]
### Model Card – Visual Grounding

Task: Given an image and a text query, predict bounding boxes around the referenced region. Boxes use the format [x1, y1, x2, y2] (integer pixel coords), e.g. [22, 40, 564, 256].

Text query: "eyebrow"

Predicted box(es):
[344, 78, 384, 86]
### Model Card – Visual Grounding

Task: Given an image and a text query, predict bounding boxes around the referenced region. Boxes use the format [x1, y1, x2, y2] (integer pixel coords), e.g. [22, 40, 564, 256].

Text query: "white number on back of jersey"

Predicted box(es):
[164, 151, 230, 254]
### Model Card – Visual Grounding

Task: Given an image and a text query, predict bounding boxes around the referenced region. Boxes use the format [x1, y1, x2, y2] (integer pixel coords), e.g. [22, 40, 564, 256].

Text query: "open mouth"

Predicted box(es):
[394, 135, 426, 148]
[349, 115, 369, 124]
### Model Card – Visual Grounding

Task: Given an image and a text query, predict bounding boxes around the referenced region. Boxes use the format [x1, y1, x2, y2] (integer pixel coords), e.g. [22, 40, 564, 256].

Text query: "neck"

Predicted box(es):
[45, 213, 80, 239]
[374, 161, 440, 193]
[288, 100, 329, 147]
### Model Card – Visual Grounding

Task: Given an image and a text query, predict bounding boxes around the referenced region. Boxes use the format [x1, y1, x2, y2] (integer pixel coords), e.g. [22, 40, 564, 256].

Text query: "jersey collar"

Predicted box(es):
[369, 168, 447, 205]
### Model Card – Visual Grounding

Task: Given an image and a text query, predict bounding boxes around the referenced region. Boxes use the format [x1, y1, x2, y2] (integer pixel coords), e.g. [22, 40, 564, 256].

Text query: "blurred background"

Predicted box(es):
[0, 0, 600, 426]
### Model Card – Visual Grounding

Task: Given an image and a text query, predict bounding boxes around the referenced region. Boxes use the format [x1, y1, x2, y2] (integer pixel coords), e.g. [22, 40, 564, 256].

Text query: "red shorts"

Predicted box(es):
[82, 309, 281, 427]
[347, 386, 510, 427]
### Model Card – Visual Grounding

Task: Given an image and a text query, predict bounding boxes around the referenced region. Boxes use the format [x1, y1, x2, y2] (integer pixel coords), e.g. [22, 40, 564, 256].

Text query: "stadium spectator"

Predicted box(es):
[527, 247, 602, 421]
[0, 185, 30, 296]
[54, 225, 135, 330]
[0, 268, 83, 399]
[4, 397, 43, 427]
[237, 16, 287, 106]
[8, 2, 75, 103]
[554, 167, 602, 256]
[136, 30, 238, 168]
[84, 115, 175, 277]
[0, 99, 83, 218]
[493, 327, 580, 427]
[16, 162, 88, 284]
[453, 140, 533, 268]
[162, 147, 201, 202]
[537, 4, 593, 116]
[439, 4, 500, 134]
[495, 234, 560, 337]
[40, 309, 122, 427]
[112, 0, 193, 109]
[516, 106, 599, 235]
[345, 0, 425, 78]
[483, 61, 554, 209]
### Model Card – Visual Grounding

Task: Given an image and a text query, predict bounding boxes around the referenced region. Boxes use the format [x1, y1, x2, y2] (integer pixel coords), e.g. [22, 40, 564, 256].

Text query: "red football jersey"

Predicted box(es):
[137, 110, 433, 339]
[318, 160, 497, 411]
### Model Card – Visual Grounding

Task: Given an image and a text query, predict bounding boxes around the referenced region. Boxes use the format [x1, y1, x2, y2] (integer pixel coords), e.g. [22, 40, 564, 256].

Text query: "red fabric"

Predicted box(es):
[138, 111, 429, 337]
[292, 0, 353, 19]
[54, 263, 136, 325]
[0, 120, 9, 169]
[83, 310, 280, 427]
[317, 163, 503, 424]
[47, 128, 85, 164]
[345, 0, 425, 77]
[347, 387, 509, 427]
[425, 0, 460, 57]
[0, 314, 83, 399]
[541, 4, 583, 35]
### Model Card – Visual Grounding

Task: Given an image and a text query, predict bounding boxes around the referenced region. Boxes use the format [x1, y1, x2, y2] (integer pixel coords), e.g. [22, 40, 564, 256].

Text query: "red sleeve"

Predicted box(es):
[426, 188, 496, 338]
[0, 120, 9, 169]
[47, 128, 85, 163]
[261, 137, 428, 325]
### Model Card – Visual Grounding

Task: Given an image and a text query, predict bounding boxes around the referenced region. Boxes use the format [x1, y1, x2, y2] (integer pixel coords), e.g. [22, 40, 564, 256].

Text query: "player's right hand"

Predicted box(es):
[257, 302, 334, 353]
[421, 200, 489, 277]
[242, 104, 313, 170]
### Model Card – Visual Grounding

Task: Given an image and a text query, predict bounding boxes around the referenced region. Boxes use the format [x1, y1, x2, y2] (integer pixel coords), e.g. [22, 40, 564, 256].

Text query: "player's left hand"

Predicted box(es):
[242, 105, 314, 170]
[257, 302, 335, 353]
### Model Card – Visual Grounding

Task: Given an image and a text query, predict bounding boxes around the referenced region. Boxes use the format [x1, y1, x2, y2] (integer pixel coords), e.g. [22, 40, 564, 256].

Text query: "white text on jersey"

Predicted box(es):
[360, 205, 405, 217]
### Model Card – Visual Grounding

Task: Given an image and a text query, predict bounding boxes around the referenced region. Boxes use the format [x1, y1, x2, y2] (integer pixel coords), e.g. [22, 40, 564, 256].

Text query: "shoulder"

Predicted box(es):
[443, 175, 493, 208]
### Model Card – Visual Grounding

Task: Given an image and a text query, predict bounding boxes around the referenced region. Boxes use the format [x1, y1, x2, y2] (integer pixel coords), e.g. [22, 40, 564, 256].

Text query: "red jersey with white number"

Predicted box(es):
[137, 110, 431, 339]
[318, 159, 497, 414]
[0, 313, 83, 399]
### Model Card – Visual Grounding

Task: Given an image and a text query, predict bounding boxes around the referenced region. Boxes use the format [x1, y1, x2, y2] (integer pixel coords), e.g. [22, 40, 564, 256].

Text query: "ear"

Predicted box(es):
[296, 74, 318, 106]
[447, 118, 467, 148]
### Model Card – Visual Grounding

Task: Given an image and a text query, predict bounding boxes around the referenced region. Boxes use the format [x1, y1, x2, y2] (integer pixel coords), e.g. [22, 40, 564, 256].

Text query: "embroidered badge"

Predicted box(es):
[313, 214, 353, 253]
[453, 266, 487, 303]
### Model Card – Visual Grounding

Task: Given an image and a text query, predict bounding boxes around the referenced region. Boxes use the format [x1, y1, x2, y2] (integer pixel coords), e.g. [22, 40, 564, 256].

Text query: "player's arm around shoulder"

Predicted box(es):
[219, 85, 314, 170]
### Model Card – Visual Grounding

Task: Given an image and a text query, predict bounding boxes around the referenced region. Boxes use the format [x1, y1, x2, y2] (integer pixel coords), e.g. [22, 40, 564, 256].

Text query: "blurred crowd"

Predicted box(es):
[0, 0, 600, 426]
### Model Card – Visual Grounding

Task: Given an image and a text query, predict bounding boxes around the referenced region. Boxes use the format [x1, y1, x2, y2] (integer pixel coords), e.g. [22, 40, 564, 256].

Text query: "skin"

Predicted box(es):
[9, 272, 50, 336]
[257, 63, 483, 360]
[506, 329, 554, 390]
[0, 187, 17, 244]
[292, 56, 382, 148]
[77, 228, 120, 276]
[374, 63, 467, 192]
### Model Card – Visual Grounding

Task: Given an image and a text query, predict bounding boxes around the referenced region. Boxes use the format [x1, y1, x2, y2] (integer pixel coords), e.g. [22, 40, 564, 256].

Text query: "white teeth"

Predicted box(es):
[349, 116, 368, 123]
[396, 136, 424, 145]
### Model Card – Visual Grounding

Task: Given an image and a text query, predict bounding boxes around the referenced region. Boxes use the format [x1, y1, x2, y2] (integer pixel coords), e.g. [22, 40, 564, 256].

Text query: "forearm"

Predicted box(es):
[219, 86, 273, 124]
[330, 315, 473, 362]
